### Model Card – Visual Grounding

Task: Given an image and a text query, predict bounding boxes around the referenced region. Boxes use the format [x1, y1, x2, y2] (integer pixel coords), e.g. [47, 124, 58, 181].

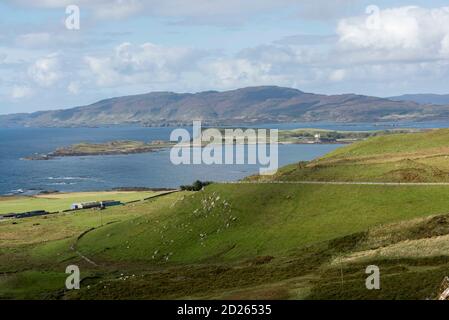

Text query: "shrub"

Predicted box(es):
[180, 180, 212, 191]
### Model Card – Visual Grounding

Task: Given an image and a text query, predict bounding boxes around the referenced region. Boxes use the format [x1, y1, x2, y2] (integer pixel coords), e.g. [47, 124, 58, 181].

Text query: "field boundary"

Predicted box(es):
[142, 189, 180, 201]
[220, 181, 449, 186]
[70, 221, 119, 267]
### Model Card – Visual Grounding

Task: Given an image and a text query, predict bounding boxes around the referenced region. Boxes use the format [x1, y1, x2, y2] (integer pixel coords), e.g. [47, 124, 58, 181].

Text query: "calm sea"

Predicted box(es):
[1, 121, 448, 195]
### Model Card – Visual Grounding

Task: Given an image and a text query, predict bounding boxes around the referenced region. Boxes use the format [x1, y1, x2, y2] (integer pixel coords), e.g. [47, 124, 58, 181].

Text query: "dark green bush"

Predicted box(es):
[180, 180, 212, 191]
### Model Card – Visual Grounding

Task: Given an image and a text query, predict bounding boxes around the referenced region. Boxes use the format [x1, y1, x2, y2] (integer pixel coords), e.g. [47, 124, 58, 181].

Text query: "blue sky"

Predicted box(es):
[1, 0, 449, 114]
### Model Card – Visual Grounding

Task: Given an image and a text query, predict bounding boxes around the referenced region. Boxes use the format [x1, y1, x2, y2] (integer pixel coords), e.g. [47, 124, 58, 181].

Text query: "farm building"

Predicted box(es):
[0, 213, 16, 219]
[71, 200, 122, 210]
[71, 201, 101, 210]
[100, 200, 122, 207]
[1, 210, 49, 219]
[19, 210, 49, 218]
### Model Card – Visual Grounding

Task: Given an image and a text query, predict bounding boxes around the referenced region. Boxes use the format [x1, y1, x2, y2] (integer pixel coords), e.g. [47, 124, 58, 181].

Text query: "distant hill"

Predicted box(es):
[2, 86, 449, 127]
[389, 94, 449, 105]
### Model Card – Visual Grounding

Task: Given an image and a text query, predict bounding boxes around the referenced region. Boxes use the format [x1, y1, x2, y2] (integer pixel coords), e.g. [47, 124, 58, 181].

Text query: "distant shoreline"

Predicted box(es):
[0, 187, 178, 199]
[22, 127, 422, 160]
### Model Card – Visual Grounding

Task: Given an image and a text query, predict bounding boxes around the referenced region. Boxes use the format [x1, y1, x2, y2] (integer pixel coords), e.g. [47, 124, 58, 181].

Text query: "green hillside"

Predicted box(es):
[251, 129, 449, 183]
[77, 184, 449, 264]
[3, 129, 449, 300]
[3, 182, 449, 299]
[323, 129, 449, 159]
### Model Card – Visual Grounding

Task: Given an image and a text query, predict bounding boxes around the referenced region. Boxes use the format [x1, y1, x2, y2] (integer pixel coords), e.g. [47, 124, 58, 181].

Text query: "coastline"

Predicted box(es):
[23, 139, 351, 161]
[0, 124, 363, 196]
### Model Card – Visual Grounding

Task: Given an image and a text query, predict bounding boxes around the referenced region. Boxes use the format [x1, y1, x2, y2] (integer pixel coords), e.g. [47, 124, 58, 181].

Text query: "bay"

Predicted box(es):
[1, 121, 447, 195]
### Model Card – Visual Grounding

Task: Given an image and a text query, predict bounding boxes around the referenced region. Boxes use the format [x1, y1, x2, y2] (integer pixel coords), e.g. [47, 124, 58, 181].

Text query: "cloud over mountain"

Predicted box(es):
[2, 2, 449, 114]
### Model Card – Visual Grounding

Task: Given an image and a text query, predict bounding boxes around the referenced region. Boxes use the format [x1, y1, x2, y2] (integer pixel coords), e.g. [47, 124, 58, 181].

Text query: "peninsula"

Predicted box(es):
[24, 140, 173, 160]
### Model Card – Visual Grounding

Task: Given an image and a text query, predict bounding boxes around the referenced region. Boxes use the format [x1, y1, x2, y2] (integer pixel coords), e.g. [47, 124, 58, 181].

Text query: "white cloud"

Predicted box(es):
[337, 6, 449, 62]
[85, 42, 201, 87]
[68, 81, 80, 94]
[5, 2, 449, 111]
[16, 33, 51, 48]
[89, 0, 143, 19]
[8, 0, 304, 23]
[84, 56, 118, 87]
[239, 45, 310, 65]
[204, 58, 272, 87]
[28, 54, 62, 87]
[297, 0, 357, 21]
[14, 31, 87, 49]
[329, 69, 346, 82]
[83, 42, 315, 90]
[11, 85, 33, 99]
[440, 34, 449, 57]
[8, 0, 144, 21]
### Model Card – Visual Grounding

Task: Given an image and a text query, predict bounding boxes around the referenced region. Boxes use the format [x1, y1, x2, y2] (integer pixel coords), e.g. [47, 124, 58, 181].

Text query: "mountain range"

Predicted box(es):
[389, 94, 449, 105]
[2, 86, 449, 127]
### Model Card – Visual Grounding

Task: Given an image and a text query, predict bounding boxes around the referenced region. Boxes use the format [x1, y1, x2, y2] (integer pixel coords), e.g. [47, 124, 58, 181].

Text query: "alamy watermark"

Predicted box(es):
[170, 121, 279, 175]
[365, 265, 381, 290]
[65, 265, 80, 290]
[366, 5, 381, 30]
[65, 5, 80, 30]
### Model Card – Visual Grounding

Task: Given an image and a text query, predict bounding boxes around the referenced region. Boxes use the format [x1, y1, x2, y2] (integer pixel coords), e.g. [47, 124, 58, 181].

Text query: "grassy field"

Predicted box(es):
[249, 128, 449, 183]
[2, 182, 449, 299]
[0, 191, 188, 299]
[322, 129, 449, 158]
[0, 191, 169, 215]
[3, 129, 449, 299]
[77, 183, 449, 264]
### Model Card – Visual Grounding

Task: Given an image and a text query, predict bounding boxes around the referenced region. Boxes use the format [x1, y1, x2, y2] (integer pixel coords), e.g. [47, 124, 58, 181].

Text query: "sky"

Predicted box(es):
[1, 0, 449, 114]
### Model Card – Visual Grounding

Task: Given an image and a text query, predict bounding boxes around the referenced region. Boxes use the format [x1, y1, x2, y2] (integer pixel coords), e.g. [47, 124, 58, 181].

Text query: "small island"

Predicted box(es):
[24, 140, 173, 160]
